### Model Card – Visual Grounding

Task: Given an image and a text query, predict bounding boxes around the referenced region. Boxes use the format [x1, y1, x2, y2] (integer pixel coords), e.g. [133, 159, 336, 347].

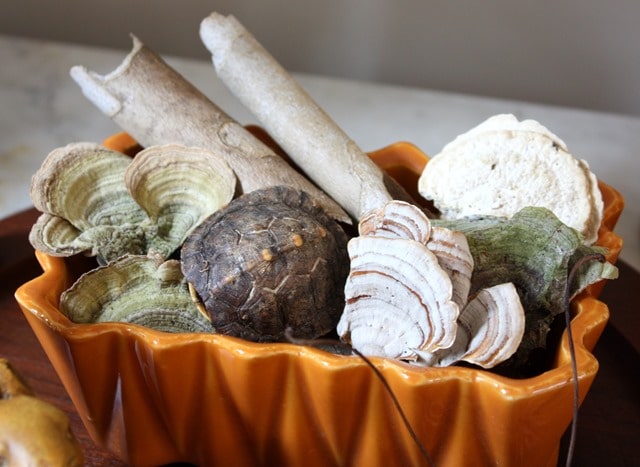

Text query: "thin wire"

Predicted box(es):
[563, 253, 605, 467]
[563, 293, 580, 467]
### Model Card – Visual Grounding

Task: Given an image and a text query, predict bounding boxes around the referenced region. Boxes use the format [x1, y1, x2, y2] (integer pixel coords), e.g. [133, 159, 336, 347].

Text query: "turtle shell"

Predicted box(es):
[181, 186, 350, 342]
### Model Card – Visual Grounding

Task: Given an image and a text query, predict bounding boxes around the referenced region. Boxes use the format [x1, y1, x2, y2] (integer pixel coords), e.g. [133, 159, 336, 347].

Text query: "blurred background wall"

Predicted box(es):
[2, 0, 639, 116]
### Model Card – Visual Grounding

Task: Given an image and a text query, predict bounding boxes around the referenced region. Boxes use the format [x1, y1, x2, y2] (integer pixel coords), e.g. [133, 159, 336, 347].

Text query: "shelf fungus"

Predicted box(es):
[418, 114, 604, 245]
[433, 206, 618, 372]
[181, 186, 350, 343]
[29, 142, 149, 262]
[337, 234, 458, 360]
[414, 283, 525, 369]
[125, 144, 236, 258]
[337, 200, 525, 368]
[61, 254, 214, 333]
[29, 142, 236, 263]
[358, 200, 432, 243]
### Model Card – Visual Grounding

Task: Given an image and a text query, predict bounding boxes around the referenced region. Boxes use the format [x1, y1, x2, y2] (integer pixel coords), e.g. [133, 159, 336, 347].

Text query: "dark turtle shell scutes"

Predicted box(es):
[181, 186, 350, 342]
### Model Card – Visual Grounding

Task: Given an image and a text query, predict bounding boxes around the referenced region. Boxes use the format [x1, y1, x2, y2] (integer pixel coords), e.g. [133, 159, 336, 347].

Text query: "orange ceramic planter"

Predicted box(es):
[15, 136, 624, 467]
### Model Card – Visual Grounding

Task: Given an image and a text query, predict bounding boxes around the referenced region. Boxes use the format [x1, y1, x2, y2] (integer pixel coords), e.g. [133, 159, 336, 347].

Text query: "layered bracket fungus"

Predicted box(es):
[338, 234, 460, 360]
[341, 201, 617, 371]
[415, 283, 526, 369]
[125, 143, 236, 259]
[61, 254, 214, 333]
[344, 199, 617, 371]
[29, 142, 149, 262]
[29, 142, 236, 263]
[0, 359, 83, 466]
[181, 186, 350, 343]
[337, 200, 526, 368]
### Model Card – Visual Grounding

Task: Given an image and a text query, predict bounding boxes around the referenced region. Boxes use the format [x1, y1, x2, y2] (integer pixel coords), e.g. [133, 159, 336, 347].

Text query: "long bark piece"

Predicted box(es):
[200, 13, 397, 221]
[69, 36, 349, 224]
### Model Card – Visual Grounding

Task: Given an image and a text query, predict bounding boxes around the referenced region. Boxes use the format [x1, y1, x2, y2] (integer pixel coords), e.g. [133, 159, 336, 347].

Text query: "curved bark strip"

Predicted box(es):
[200, 13, 404, 221]
[70, 36, 350, 224]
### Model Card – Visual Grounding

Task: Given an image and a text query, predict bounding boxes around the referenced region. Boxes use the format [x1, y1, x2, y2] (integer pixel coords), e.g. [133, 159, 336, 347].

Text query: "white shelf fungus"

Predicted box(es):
[337, 200, 525, 368]
[418, 114, 604, 244]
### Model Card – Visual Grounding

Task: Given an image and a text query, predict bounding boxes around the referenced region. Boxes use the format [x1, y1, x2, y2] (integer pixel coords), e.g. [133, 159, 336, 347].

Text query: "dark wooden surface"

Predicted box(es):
[1, 208, 638, 466]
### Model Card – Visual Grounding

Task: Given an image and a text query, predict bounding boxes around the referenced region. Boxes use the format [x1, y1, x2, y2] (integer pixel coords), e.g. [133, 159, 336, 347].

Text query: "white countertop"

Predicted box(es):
[1, 34, 638, 271]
